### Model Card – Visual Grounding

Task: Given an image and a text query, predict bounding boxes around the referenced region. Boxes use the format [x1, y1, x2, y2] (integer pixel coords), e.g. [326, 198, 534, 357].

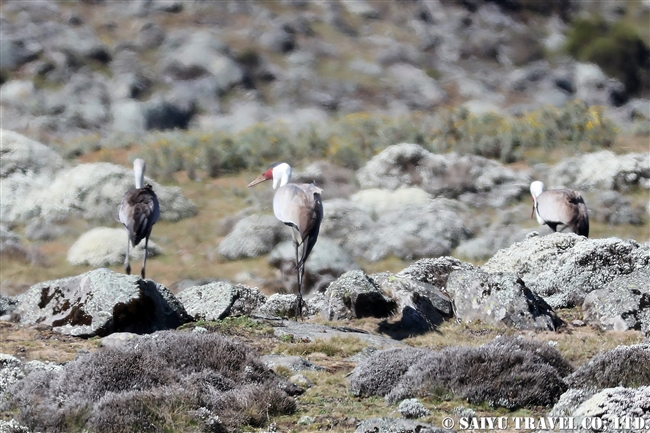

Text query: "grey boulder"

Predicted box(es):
[321, 270, 397, 321]
[481, 234, 650, 309]
[355, 418, 447, 433]
[447, 270, 562, 331]
[582, 268, 650, 334]
[176, 281, 266, 321]
[218, 214, 289, 260]
[13, 269, 190, 337]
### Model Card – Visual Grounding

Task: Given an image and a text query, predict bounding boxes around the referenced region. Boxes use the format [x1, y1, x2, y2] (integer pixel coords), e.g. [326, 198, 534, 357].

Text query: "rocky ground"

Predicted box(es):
[1, 0, 650, 432]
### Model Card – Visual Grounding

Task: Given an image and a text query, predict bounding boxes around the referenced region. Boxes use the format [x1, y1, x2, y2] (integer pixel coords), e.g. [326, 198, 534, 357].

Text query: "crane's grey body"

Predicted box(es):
[118, 158, 160, 278]
[248, 163, 323, 319]
[531, 181, 589, 237]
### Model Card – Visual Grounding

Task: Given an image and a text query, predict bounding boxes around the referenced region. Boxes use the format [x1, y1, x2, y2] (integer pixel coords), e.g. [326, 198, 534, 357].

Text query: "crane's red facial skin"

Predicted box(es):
[247, 168, 274, 187]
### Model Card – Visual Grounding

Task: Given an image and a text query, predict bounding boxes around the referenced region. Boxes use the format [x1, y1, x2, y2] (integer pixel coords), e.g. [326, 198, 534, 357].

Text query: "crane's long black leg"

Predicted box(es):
[141, 236, 149, 279]
[125, 236, 131, 275]
[293, 238, 302, 321]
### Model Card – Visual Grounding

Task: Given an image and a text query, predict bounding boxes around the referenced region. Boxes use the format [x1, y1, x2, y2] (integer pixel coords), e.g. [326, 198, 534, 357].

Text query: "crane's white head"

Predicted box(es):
[247, 162, 292, 190]
[133, 158, 146, 189]
[530, 181, 545, 199]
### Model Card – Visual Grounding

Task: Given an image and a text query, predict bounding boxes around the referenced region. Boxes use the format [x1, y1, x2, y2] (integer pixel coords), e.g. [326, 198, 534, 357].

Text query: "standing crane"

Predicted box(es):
[118, 158, 160, 278]
[530, 181, 589, 237]
[248, 163, 323, 319]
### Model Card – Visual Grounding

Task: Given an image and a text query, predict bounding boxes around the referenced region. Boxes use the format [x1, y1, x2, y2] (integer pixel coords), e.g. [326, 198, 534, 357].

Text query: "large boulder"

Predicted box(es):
[13, 269, 190, 337]
[372, 273, 453, 334]
[396, 256, 475, 289]
[321, 198, 473, 262]
[355, 418, 444, 433]
[547, 150, 650, 192]
[481, 234, 650, 309]
[8, 162, 197, 223]
[320, 270, 397, 321]
[356, 143, 530, 207]
[268, 237, 360, 295]
[67, 227, 162, 267]
[218, 214, 289, 260]
[582, 268, 650, 334]
[175, 282, 266, 321]
[0, 130, 67, 224]
[446, 270, 562, 331]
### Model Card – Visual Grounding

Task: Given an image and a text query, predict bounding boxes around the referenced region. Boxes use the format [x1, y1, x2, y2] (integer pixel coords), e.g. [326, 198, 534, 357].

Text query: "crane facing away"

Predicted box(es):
[118, 158, 160, 278]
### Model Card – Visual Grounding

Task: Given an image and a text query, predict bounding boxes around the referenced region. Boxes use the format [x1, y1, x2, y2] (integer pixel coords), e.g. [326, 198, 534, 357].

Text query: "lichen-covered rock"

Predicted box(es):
[356, 144, 530, 207]
[67, 227, 162, 267]
[481, 234, 649, 309]
[355, 417, 444, 433]
[176, 281, 266, 321]
[398, 398, 431, 419]
[218, 214, 289, 260]
[0, 354, 24, 402]
[372, 273, 453, 333]
[321, 270, 397, 320]
[569, 386, 650, 432]
[446, 270, 562, 331]
[582, 268, 650, 334]
[13, 269, 190, 337]
[7, 162, 197, 223]
[548, 150, 650, 192]
[396, 256, 475, 289]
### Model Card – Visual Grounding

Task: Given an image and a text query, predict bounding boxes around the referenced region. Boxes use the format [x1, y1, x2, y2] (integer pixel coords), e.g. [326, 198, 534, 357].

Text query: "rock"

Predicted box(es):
[261, 355, 325, 372]
[260, 25, 297, 53]
[396, 256, 475, 289]
[0, 295, 19, 317]
[100, 332, 138, 350]
[356, 143, 530, 207]
[570, 387, 650, 431]
[268, 237, 360, 295]
[355, 418, 444, 433]
[111, 100, 147, 134]
[67, 227, 162, 267]
[398, 399, 431, 419]
[175, 281, 266, 321]
[548, 388, 596, 418]
[481, 234, 650, 309]
[372, 273, 453, 333]
[455, 205, 533, 261]
[446, 270, 562, 331]
[0, 418, 32, 433]
[341, 0, 380, 19]
[0, 80, 35, 106]
[8, 162, 197, 224]
[387, 64, 446, 109]
[24, 219, 68, 241]
[161, 30, 243, 93]
[321, 270, 397, 321]
[590, 190, 646, 226]
[291, 161, 357, 199]
[273, 320, 406, 350]
[0, 130, 67, 224]
[350, 188, 430, 213]
[547, 151, 650, 193]
[13, 268, 190, 337]
[582, 269, 650, 334]
[218, 214, 288, 260]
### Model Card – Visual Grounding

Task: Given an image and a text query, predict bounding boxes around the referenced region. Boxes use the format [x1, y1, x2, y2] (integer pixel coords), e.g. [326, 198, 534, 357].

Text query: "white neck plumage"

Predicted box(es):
[134, 158, 146, 189]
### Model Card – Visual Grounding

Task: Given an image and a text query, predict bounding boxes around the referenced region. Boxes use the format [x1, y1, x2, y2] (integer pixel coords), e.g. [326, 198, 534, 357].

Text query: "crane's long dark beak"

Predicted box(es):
[247, 175, 268, 188]
[531, 197, 535, 219]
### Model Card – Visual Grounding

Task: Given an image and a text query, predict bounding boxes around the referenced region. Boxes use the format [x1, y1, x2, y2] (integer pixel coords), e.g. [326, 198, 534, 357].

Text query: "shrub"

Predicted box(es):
[8, 331, 296, 433]
[567, 343, 650, 390]
[349, 336, 572, 409]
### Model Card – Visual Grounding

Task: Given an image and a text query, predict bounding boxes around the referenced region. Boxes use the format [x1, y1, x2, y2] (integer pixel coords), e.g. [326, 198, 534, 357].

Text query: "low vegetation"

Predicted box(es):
[52, 102, 622, 182]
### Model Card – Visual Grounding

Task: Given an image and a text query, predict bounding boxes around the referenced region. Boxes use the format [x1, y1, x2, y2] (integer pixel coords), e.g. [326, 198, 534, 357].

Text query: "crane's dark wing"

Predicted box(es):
[118, 185, 160, 246]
